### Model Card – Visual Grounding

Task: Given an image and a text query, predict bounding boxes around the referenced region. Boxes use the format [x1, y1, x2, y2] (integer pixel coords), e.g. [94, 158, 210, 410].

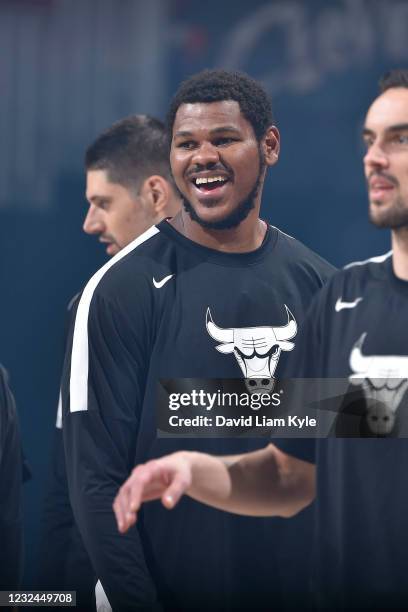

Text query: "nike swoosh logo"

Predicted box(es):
[335, 297, 363, 312]
[153, 274, 174, 289]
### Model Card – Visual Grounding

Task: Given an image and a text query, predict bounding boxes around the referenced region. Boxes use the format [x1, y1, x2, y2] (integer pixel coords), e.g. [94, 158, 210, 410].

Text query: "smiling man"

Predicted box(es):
[170, 99, 274, 234]
[62, 70, 335, 611]
[114, 69, 408, 611]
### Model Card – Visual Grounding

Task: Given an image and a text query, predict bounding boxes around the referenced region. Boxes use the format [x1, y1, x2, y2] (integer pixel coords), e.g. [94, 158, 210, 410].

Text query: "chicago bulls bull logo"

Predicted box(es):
[349, 333, 408, 435]
[206, 305, 297, 394]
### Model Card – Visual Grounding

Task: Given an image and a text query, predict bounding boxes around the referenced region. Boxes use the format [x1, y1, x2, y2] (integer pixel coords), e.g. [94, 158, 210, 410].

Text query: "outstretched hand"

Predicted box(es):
[113, 452, 193, 533]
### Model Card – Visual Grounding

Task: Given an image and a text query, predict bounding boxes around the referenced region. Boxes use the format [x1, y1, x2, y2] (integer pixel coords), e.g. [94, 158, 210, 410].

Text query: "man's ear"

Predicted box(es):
[139, 175, 170, 219]
[262, 126, 280, 167]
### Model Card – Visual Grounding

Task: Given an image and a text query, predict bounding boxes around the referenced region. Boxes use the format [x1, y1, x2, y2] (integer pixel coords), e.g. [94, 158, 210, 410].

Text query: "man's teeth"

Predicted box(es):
[195, 176, 226, 186]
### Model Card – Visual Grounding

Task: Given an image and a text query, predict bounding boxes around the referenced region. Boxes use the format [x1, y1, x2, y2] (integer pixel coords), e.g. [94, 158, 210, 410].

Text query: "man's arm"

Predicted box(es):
[63, 283, 160, 611]
[0, 366, 23, 590]
[38, 424, 96, 606]
[113, 444, 315, 534]
[38, 425, 76, 586]
[38, 294, 95, 606]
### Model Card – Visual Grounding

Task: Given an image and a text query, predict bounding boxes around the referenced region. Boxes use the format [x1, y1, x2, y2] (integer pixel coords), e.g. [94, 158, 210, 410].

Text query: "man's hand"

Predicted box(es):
[113, 445, 315, 532]
[113, 452, 193, 533]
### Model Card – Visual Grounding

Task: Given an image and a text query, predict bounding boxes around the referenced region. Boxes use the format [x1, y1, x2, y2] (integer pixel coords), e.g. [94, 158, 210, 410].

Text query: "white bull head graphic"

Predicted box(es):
[206, 305, 297, 395]
[349, 333, 408, 435]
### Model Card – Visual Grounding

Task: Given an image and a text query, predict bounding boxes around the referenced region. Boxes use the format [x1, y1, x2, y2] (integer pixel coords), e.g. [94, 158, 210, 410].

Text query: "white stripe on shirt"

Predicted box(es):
[69, 226, 159, 413]
[343, 250, 392, 269]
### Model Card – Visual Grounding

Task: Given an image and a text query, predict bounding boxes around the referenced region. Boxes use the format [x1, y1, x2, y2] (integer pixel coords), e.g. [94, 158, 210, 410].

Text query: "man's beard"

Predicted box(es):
[179, 153, 265, 231]
[369, 196, 408, 229]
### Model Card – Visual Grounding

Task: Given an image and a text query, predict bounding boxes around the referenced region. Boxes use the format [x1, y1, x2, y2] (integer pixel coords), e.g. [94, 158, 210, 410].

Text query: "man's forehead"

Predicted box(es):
[86, 168, 110, 187]
[173, 100, 247, 133]
[86, 169, 121, 199]
[365, 88, 408, 131]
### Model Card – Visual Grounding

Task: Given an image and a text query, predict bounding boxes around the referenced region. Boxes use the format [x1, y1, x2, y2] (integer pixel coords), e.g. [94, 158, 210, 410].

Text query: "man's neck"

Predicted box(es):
[391, 227, 408, 281]
[169, 210, 267, 253]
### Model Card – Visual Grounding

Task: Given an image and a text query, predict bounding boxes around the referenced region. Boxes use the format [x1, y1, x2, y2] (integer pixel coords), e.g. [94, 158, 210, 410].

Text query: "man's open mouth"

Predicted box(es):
[192, 175, 230, 193]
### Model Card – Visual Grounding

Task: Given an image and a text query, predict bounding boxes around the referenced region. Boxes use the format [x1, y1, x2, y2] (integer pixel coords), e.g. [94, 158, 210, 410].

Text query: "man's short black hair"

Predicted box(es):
[166, 69, 274, 142]
[85, 115, 172, 191]
[379, 69, 408, 93]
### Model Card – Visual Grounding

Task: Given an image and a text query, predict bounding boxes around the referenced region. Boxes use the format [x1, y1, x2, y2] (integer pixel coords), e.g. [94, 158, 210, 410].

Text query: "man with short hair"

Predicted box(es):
[114, 69, 408, 611]
[83, 115, 180, 255]
[39, 115, 180, 609]
[63, 70, 334, 611]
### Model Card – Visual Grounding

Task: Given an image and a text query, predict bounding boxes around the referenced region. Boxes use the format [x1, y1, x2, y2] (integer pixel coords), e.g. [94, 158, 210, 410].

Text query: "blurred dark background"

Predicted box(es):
[0, 0, 405, 586]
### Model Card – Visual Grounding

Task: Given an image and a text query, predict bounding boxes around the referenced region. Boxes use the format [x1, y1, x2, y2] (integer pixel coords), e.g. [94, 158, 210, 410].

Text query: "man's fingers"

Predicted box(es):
[113, 482, 135, 532]
[113, 455, 192, 530]
[113, 490, 137, 534]
[128, 462, 162, 511]
[112, 488, 125, 530]
[162, 470, 191, 509]
[122, 511, 137, 533]
[113, 461, 165, 532]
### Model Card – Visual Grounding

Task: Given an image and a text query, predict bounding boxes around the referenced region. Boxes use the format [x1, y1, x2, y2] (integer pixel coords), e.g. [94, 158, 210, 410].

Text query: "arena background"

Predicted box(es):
[0, 0, 405, 586]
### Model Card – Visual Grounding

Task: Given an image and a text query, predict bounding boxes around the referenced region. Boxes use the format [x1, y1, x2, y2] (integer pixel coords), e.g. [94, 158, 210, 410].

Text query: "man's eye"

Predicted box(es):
[177, 141, 196, 150]
[396, 134, 408, 145]
[214, 137, 235, 146]
[362, 138, 373, 150]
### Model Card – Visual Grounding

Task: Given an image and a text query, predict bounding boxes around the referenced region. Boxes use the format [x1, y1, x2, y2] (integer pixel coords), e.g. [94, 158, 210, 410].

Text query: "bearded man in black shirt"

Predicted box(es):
[114, 69, 408, 611]
[64, 70, 334, 611]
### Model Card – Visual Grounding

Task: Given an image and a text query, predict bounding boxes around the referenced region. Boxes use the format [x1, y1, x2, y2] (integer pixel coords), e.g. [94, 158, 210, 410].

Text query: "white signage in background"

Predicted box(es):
[220, 0, 408, 94]
[3, 0, 408, 212]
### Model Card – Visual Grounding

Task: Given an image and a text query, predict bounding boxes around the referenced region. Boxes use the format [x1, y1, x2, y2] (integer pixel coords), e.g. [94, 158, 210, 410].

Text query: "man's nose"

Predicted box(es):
[191, 141, 220, 167]
[364, 141, 389, 171]
[83, 205, 104, 235]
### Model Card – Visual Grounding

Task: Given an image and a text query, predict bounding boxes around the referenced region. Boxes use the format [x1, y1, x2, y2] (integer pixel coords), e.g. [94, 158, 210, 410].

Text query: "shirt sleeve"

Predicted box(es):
[0, 365, 23, 590]
[38, 426, 74, 586]
[62, 282, 161, 611]
[38, 292, 95, 606]
[38, 427, 95, 606]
